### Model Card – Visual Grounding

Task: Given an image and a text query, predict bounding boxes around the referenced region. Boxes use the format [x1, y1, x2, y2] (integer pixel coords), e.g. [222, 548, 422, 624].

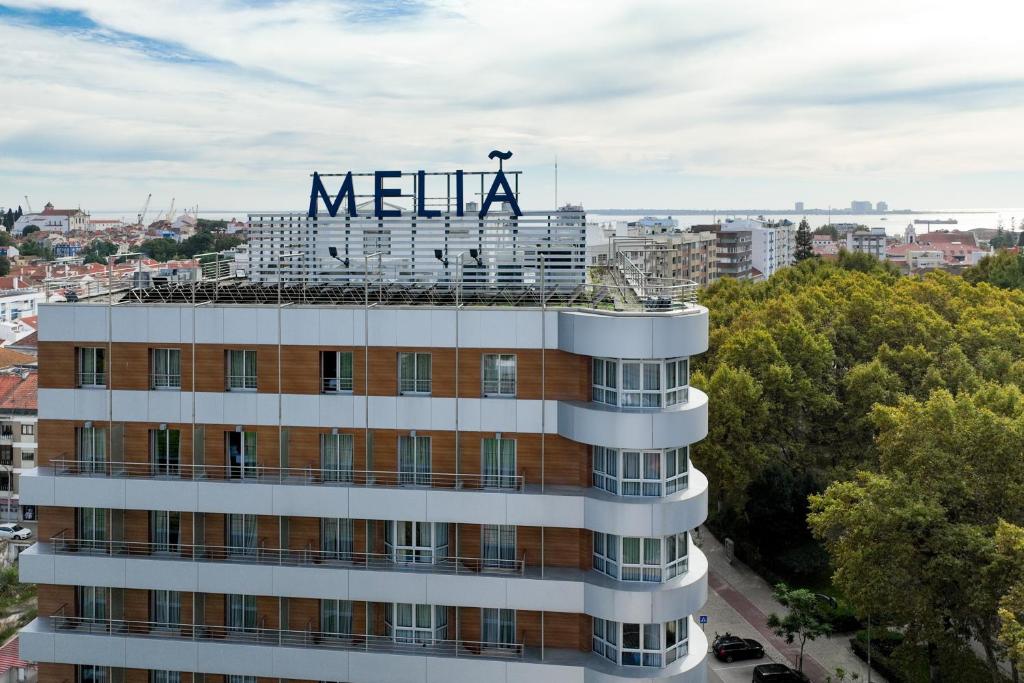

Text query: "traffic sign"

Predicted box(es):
[698, 615, 708, 624]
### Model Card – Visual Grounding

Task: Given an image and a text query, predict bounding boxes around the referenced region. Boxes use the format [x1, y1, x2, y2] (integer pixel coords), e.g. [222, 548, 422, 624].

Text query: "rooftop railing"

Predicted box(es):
[48, 533, 526, 575]
[48, 459, 525, 492]
[48, 612, 524, 660]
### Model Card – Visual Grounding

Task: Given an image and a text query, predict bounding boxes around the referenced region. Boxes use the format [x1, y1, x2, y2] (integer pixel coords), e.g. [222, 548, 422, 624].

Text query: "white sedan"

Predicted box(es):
[0, 523, 32, 541]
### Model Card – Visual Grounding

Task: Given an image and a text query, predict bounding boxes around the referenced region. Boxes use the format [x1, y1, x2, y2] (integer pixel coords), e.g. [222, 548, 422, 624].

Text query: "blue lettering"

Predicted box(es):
[416, 171, 441, 219]
[479, 170, 522, 219]
[374, 171, 402, 218]
[308, 172, 357, 218]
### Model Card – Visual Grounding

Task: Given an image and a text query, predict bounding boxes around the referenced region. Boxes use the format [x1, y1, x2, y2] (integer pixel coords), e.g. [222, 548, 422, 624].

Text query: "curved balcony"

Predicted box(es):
[557, 390, 708, 450]
[20, 614, 708, 683]
[21, 463, 708, 537]
[557, 306, 708, 360]
[21, 537, 708, 621]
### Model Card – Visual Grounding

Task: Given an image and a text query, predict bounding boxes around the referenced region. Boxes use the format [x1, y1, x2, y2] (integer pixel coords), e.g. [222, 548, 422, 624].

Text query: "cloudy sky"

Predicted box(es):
[1, 0, 1023, 215]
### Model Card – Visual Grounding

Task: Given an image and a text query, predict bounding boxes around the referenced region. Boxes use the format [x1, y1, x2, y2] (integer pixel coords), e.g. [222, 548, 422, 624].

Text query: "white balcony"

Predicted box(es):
[20, 615, 708, 683]
[557, 390, 708, 450]
[20, 539, 708, 622]
[19, 466, 708, 538]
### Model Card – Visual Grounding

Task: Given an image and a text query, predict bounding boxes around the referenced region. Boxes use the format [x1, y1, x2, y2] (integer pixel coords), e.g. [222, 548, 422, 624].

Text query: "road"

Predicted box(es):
[709, 659, 761, 683]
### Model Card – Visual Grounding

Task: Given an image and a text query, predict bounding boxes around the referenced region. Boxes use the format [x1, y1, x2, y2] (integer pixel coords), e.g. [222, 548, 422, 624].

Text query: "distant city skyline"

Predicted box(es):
[1, 1, 1023, 212]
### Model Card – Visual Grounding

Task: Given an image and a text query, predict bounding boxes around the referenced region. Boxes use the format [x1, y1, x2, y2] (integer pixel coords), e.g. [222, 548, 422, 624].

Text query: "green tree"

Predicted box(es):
[766, 583, 833, 671]
[140, 238, 179, 262]
[21, 224, 39, 237]
[814, 224, 840, 240]
[795, 219, 815, 261]
[996, 521, 1024, 670]
[0, 256, 9, 276]
[0, 231, 13, 247]
[80, 240, 119, 265]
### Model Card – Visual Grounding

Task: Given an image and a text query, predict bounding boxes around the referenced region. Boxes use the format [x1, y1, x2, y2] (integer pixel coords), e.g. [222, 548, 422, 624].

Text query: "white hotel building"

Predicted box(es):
[19, 170, 711, 683]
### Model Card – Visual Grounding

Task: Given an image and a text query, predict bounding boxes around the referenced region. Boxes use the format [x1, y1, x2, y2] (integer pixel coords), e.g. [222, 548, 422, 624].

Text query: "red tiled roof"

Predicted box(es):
[17, 315, 37, 329]
[10, 331, 37, 350]
[0, 349, 35, 369]
[0, 638, 31, 673]
[0, 369, 37, 411]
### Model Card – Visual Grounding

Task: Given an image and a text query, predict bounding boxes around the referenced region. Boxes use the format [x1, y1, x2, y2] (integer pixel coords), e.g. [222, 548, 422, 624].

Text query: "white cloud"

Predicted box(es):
[0, 0, 1023, 211]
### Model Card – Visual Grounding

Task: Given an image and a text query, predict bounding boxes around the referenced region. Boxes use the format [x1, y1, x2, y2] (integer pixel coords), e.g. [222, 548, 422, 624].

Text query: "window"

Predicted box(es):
[592, 619, 687, 668]
[592, 358, 618, 405]
[226, 594, 257, 631]
[0, 446, 11, 467]
[482, 437, 516, 488]
[592, 446, 689, 497]
[321, 433, 354, 482]
[385, 521, 448, 565]
[482, 525, 516, 570]
[321, 518, 354, 560]
[77, 585, 108, 620]
[78, 427, 107, 472]
[151, 348, 181, 389]
[398, 435, 430, 485]
[0, 425, 10, 439]
[321, 351, 353, 393]
[398, 352, 431, 394]
[151, 590, 181, 626]
[226, 678, 256, 683]
[77, 508, 108, 546]
[0, 472, 9, 491]
[593, 532, 688, 583]
[151, 429, 180, 476]
[665, 359, 688, 406]
[77, 347, 106, 387]
[21, 451, 34, 464]
[226, 349, 257, 391]
[385, 603, 448, 644]
[78, 666, 109, 683]
[20, 424, 34, 436]
[150, 672, 181, 683]
[226, 431, 257, 478]
[621, 361, 661, 408]
[151, 511, 181, 553]
[226, 514, 257, 554]
[482, 608, 516, 646]
[482, 354, 516, 397]
[321, 599, 353, 635]
[591, 357, 690, 409]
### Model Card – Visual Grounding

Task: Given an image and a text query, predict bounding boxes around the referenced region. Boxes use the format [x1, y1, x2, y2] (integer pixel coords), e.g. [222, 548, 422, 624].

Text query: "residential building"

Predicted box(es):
[0, 288, 43, 324]
[719, 219, 795, 278]
[13, 203, 89, 234]
[794, 202, 804, 212]
[846, 227, 887, 260]
[907, 250, 945, 270]
[613, 231, 718, 287]
[693, 224, 752, 279]
[850, 200, 873, 213]
[811, 237, 840, 258]
[19, 172, 712, 683]
[886, 230, 987, 271]
[0, 638, 34, 683]
[0, 367, 37, 528]
[876, 201, 888, 212]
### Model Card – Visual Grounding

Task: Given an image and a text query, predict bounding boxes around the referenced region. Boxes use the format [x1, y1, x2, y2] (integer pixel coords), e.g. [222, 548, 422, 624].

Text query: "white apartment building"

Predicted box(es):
[719, 219, 795, 278]
[19, 166, 712, 683]
[0, 288, 43, 324]
[846, 227, 887, 260]
[14, 203, 89, 235]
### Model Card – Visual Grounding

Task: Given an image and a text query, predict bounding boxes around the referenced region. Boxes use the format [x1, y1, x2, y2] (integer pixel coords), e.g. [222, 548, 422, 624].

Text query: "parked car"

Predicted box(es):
[0, 523, 32, 541]
[752, 663, 811, 682]
[712, 633, 765, 662]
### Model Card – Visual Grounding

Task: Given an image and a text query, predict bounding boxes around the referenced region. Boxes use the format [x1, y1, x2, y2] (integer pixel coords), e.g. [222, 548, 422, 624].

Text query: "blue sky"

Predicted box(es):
[1, 0, 1023, 215]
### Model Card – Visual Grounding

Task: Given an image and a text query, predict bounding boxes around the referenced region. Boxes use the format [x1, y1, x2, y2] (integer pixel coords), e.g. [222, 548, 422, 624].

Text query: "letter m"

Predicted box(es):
[308, 172, 358, 218]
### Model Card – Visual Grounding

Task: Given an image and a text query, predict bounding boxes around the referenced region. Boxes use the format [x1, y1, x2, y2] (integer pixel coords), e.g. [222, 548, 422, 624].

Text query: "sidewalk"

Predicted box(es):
[700, 527, 885, 683]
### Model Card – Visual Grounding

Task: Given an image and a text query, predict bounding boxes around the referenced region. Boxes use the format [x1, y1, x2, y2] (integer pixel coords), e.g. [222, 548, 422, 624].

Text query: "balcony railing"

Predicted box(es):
[47, 613, 524, 660]
[48, 533, 526, 575]
[47, 459, 525, 491]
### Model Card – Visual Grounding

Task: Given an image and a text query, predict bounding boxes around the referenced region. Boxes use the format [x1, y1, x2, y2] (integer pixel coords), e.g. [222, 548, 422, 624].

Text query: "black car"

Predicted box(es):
[712, 633, 765, 662]
[752, 663, 811, 682]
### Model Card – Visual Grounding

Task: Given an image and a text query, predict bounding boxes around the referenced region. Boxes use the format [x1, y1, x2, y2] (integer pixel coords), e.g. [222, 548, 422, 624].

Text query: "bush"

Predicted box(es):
[854, 628, 903, 656]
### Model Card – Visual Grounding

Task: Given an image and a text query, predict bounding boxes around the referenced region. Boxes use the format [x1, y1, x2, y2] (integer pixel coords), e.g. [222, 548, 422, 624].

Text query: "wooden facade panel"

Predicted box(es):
[38, 663, 74, 683]
[110, 344, 149, 391]
[518, 611, 588, 651]
[279, 346, 322, 395]
[38, 584, 75, 617]
[38, 419, 77, 466]
[37, 342, 76, 390]
[39, 505, 74, 539]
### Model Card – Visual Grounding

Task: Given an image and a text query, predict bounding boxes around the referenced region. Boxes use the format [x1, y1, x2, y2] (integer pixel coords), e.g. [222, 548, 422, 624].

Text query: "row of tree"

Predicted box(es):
[693, 256, 1024, 679]
[1, 207, 23, 231]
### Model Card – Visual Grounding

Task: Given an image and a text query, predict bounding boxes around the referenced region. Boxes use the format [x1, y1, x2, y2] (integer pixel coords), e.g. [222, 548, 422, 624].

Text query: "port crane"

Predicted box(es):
[165, 197, 175, 224]
[23, 196, 32, 213]
[137, 193, 152, 228]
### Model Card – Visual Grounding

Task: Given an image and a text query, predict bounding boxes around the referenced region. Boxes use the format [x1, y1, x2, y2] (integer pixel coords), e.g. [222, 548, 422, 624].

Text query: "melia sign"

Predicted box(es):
[308, 150, 523, 220]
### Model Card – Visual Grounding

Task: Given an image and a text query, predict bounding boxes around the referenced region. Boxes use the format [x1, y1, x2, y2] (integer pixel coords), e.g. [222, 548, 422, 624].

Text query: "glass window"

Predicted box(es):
[665, 359, 688, 406]
[482, 608, 516, 646]
[665, 617, 689, 663]
[591, 358, 618, 405]
[226, 349, 257, 391]
[592, 617, 618, 663]
[77, 586, 108, 620]
[21, 424, 34, 436]
[482, 525, 516, 570]
[151, 428, 180, 476]
[592, 531, 620, 579]
[665, 446, 689, 494]
[150, 510, 181, 553]
[78, 427, 107, 472]
[621, 361, 661, 408]
[386, 521, 447, 565]
[482, 438, 516, 488]
[594, 533, 685, 583]
[150, 672, 181, 683]
[665, 532, 689, 579]
[226, 431, 257, 479]
[151, 348, 181, 390]
[398, 435, 431, 485]
[77, 347, 106, 387]
[386, 603, 447, 644]
[226, 594, 257, 631]
[482, 354, 516, 397]
[78, 666, 109, 683]
[592, 446, 619, 494]
[398, 352, 431, 394]
[226, 514, 257, 554]
[321, 351, 354, 393]
[321, 433, 354, 482]
[321, 599, 353, 635]
[151, 590, 181, 626]
[591, 357, 690, 409]
[595, 619, 677, 668]
[322, 518, 354, 560]
[77, 508, 108, 546]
